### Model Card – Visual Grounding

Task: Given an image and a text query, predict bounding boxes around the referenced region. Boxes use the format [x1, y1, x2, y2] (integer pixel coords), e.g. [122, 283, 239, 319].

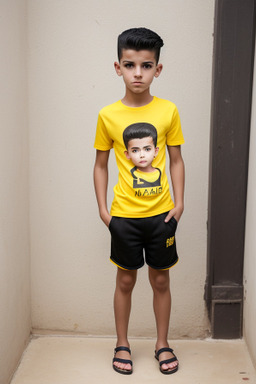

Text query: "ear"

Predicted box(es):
[114, 61, 122, 76]
[124, 150, 131, 160]
[154, 63, 163, 78]
[154, 147, 159, 157]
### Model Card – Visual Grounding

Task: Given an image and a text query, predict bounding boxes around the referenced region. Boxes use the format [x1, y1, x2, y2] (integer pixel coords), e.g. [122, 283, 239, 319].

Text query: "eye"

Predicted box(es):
[124, 63, 133, 69]
[145, 147, 152, 152]
[132, 149, 138, 153]
[143, 63, 153, 69]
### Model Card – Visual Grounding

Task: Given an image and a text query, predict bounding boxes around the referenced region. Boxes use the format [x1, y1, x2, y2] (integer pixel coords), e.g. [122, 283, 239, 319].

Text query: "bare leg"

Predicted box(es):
[113, 268, 137, 372]
[148, 267, 178, 372]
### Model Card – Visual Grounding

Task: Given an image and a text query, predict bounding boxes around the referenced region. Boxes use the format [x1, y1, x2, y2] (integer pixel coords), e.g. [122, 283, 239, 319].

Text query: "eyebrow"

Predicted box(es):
[123, 60, 155, 65]
[130, 145, 153, 150]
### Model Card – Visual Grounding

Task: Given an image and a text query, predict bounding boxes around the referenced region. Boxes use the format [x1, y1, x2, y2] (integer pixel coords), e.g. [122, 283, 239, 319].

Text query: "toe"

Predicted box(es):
[167, 361, 178, 370]
[161, 363, 169, 371]
[161, 361, 178, 373]
[124, 363, 132, 371]
[114, 361, 132, 372]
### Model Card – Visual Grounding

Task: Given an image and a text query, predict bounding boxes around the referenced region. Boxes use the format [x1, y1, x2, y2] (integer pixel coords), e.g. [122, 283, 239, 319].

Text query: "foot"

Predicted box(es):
[155, 346, 179, 374]
[113, 346, 133, 374]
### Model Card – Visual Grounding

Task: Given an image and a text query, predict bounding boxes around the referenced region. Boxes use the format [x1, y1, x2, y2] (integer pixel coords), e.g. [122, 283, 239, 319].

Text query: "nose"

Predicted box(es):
[134, 65, 142, 77]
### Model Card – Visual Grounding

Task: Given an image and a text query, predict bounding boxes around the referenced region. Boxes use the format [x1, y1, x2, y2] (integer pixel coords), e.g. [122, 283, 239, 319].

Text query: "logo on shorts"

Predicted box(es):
[166, 236, 175, 247]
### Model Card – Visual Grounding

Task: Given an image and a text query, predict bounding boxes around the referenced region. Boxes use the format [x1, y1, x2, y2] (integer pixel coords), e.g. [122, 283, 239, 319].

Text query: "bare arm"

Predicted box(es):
[165, 145, 185, 223]
[93, 149, 112, 227]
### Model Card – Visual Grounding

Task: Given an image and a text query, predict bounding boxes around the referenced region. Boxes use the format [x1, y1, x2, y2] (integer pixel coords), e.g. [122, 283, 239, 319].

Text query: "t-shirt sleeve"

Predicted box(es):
[94, 113, 113, 150]
[166, 106, 185, 146]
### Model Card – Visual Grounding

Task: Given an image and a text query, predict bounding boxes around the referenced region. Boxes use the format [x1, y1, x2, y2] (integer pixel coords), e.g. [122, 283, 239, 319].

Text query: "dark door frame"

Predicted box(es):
[205, 0, 256, 338]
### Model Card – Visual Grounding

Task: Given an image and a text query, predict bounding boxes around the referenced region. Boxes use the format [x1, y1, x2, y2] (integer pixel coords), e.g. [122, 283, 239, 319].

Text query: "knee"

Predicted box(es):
[117, 271, 136, 294]
[150, 272, 170, 293]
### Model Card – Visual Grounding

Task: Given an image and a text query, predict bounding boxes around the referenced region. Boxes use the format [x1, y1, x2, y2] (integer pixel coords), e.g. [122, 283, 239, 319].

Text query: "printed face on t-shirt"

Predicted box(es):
[124, 136, 159, 173]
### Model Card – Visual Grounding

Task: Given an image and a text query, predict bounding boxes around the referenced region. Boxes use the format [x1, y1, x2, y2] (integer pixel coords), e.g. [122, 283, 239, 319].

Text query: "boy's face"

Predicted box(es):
[114, 49, 162, 96]
[125, 136, 159, 172]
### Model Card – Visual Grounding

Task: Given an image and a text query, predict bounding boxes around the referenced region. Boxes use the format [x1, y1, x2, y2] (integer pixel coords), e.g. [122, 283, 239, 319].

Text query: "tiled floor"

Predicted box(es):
[11, 336, 256, 384]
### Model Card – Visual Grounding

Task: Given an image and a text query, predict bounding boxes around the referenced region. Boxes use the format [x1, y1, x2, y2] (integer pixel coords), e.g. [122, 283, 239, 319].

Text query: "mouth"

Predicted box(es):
[132, 81, 143, 85]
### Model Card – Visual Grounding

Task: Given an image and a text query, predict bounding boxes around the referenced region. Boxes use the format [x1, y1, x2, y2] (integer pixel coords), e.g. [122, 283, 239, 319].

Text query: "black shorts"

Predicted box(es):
[108, 212, 178, 270]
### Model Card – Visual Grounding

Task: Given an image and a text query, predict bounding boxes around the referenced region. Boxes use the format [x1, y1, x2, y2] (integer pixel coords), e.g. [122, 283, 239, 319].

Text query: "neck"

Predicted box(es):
[121, 89, 153, 107]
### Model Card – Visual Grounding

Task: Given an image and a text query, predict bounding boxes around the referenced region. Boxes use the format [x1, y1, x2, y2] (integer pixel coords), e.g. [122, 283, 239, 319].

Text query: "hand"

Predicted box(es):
[164, 205, 184, 223]
[100, 210, 112, 228]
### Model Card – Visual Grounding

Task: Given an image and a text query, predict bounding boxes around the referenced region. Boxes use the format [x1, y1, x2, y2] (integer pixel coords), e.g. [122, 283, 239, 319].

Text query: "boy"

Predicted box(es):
[93, 27, 185, 375]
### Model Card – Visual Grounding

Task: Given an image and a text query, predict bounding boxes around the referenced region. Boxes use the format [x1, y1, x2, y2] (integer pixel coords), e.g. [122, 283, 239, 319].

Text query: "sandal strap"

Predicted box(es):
[113, 357, 133, 366]
[159, 357, 177, 367]
[114, 346, 131, 354]
[155, 347, 174, 359]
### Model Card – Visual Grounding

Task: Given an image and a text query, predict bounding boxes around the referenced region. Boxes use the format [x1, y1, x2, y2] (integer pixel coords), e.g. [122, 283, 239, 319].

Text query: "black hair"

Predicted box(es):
[123, 122, 158, 149]
[117, 27, 164, 64]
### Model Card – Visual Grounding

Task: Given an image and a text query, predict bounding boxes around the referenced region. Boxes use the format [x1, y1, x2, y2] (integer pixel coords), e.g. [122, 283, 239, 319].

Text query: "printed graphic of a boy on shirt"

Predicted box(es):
[123, 122, 162, 192]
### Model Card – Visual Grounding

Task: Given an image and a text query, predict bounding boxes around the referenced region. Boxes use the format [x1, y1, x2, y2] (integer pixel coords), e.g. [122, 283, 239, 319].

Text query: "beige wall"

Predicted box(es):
[29, 0, 214, 338]
[243, 42, 256, 367]
[0, 1, 31, 383]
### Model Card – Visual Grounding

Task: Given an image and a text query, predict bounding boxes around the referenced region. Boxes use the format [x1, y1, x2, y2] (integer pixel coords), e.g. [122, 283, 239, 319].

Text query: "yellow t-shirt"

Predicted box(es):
[94, 96, 184, 218]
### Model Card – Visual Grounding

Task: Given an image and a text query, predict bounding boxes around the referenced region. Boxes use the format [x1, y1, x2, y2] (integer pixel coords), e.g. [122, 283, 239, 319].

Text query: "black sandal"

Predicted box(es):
[113, 346, 133, 375]
[155, 347, 179, 375]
